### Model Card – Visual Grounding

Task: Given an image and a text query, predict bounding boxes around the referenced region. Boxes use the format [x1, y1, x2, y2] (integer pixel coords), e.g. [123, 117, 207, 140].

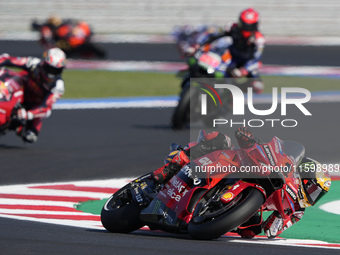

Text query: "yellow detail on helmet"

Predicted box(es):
[297, 160, 331, 208]
[316, 169, 331, 192]
[165, 150, 180, 164]
[47, 16, 62, 27]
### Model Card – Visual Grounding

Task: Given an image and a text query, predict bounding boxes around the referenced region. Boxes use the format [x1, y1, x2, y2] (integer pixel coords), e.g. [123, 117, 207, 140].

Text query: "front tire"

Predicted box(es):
[188, 188, 264, 240]
[171, 82, 191, 130]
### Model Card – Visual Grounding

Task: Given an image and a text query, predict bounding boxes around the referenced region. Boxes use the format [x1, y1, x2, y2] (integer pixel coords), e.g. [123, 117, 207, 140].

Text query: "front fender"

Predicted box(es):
[221, 180, 266, 204]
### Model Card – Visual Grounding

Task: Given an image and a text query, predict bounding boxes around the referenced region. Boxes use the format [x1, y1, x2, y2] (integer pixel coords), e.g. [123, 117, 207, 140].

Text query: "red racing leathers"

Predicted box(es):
[262, 203, 305, 238]
[0, 54, 64, 135]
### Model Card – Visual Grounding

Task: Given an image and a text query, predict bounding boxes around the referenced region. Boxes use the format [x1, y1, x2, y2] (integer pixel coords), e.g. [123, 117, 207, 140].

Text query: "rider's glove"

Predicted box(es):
[0, 53, 9, 59]
[235, 127, 256, 148]
[0, 53, 10, 66]
[263, 211, 283, 238]
[17, 109, 34, 121]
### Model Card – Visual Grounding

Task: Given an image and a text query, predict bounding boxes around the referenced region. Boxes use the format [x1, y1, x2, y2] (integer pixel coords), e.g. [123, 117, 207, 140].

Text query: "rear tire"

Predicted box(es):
[188, 188, 264, 240]
[101, 186, 144, 233]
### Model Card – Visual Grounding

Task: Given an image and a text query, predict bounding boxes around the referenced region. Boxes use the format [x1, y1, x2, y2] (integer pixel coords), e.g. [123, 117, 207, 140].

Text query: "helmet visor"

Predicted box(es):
[303, 180, 327, 205]
[239, 20, 258, 32]
[43, 63, 63, 77]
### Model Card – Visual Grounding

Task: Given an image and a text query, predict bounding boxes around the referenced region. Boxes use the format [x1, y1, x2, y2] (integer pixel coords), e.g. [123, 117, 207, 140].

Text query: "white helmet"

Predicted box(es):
[42, 48, 67, 79]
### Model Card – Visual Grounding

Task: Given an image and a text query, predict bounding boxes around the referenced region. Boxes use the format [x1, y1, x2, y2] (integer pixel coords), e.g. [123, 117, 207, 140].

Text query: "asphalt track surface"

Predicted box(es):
[1, 40, 340, 66]
[0, 41, 339, 255]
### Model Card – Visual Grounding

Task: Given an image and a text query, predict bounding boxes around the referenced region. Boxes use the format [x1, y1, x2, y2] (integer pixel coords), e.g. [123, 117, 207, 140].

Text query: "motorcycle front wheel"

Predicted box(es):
[188, 187, 264, 240]
[171, 81, 190, 130]
[172, 80, 202, 130]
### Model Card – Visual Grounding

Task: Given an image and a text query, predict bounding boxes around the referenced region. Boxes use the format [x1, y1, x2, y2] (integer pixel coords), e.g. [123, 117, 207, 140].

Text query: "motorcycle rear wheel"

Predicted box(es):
[188, 187, 264, 240]
[101, 184, 144, 233]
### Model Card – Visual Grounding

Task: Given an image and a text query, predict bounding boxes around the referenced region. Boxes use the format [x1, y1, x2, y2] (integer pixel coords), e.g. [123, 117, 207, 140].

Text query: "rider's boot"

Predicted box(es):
[16, 126, 38, 143]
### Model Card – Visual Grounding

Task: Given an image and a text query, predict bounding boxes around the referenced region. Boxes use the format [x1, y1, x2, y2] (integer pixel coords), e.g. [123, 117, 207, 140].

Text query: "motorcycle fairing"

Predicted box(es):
[139, 163, 208, 231]
[220, 180, 267, 204]
[0, 71, 25, 129]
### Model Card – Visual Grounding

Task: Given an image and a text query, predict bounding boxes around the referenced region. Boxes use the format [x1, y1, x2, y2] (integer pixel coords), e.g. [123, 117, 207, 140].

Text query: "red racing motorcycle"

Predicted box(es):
[0, 68, 26, 138]
[101, 131, 311, 240]
[31, 19, 106, 59]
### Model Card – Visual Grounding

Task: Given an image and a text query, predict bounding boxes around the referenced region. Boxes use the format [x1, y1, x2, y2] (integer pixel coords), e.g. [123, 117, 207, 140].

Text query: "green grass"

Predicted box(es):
[62, 70, 340, 98]
[62, 70, 181, 98]
[261, 76, 340, 93]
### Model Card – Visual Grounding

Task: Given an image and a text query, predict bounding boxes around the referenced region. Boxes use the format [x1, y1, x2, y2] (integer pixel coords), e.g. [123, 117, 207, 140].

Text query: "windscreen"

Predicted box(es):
[281, 140, 305, 166]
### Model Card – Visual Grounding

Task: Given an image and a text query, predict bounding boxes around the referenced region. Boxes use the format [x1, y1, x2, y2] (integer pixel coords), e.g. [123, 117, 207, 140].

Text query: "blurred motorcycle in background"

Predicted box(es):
[171, 25, 263, 130]
[31, 16, 106, 59]
[171, 42, 247, 130]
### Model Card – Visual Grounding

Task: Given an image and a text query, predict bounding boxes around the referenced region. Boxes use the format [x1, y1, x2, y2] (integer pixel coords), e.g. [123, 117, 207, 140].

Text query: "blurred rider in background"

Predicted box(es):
[32, 16, 105, 58]
[0, 48, 67, 143]
[151, 127, 331, 239]
[178, 8, 265, 93]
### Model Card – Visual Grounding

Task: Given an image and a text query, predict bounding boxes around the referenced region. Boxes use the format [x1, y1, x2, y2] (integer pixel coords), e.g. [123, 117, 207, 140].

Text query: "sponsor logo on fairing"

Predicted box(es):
[181, 165, 192, 177]
[285, 184, 298, 201]
[263, 145, 276, 166]
[159, 208, 174, 224]
[170, 176, 186, 193]
[198, 157, 213, 166]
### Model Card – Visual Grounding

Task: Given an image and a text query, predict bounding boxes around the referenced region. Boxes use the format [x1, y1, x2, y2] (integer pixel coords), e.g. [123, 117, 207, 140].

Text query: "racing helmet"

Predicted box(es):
[41, 48, 67, 86]
[238, 8, 259, 37]
[197, 130, 232, 150]
[297, 157, 331, 208]
[47, 16, 62, 27]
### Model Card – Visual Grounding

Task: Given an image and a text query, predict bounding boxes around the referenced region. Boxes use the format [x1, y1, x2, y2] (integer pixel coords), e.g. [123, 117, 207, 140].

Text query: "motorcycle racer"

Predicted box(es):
[152, 127, 260, 184]
[32, 16, 105, 58]
[0, 48, 66, 143]
[260, 157, 331, 239]
[180, 8, 265, 93]
[152, 127, 331, 238]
